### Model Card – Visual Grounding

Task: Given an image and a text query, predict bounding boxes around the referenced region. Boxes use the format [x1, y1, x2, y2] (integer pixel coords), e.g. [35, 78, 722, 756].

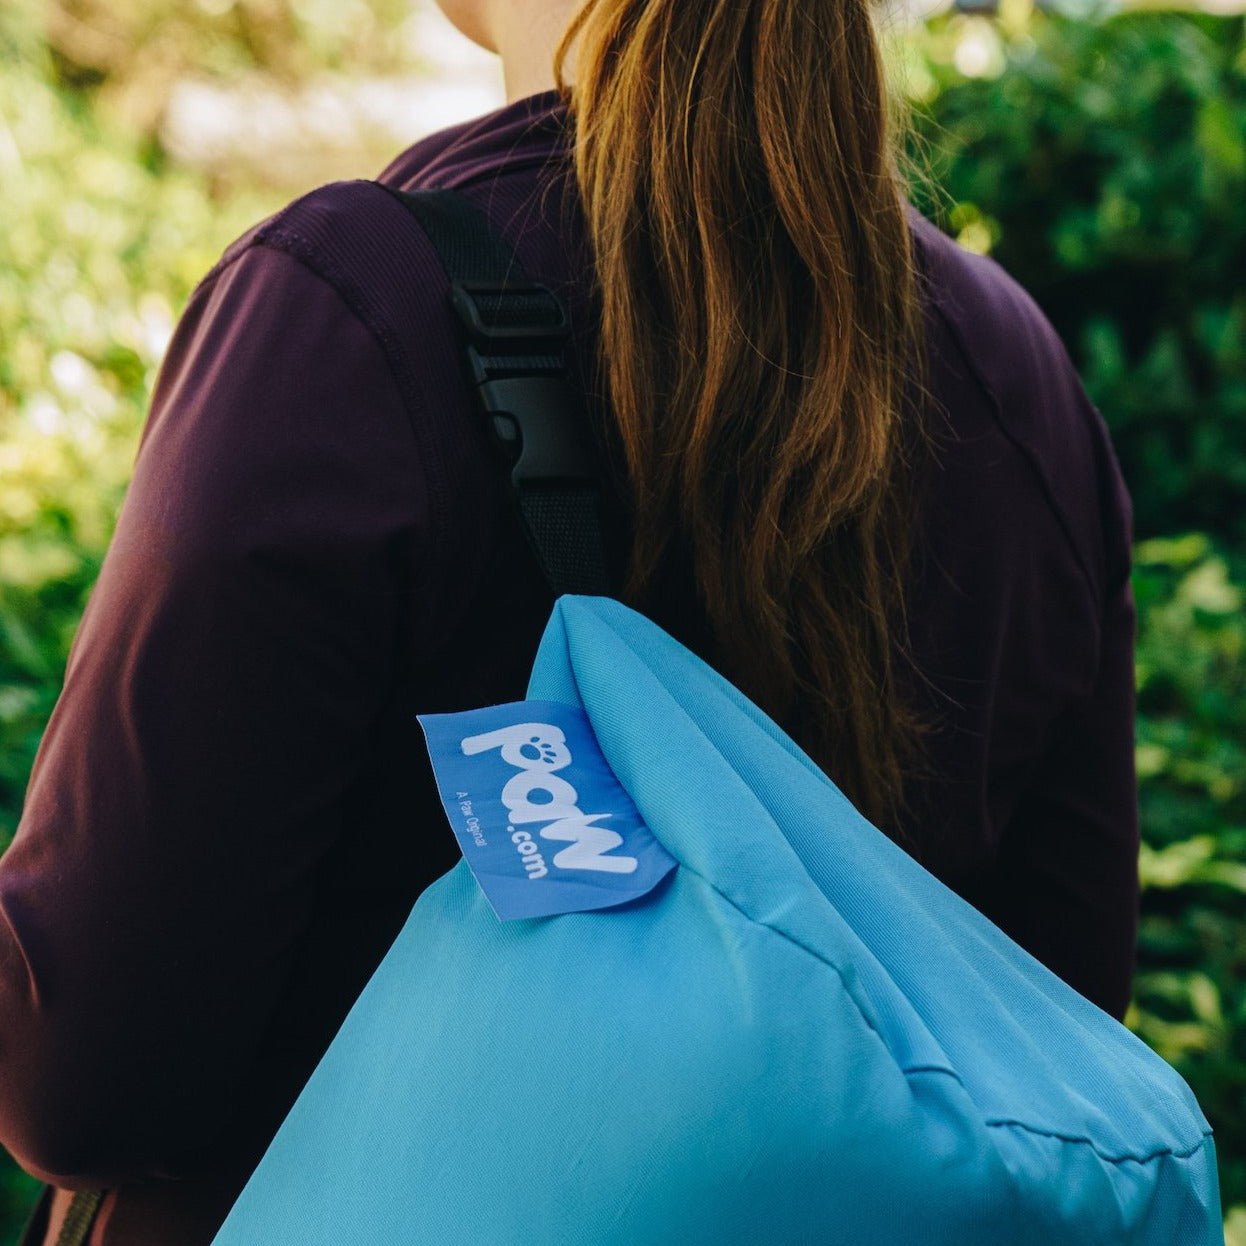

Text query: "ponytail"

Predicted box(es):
[553, 0, 928, 833]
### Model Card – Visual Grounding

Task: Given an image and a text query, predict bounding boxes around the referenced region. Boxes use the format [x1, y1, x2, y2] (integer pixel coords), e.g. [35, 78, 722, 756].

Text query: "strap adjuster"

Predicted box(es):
[450, 279, 569, 352]
[448, 280, 592, 491]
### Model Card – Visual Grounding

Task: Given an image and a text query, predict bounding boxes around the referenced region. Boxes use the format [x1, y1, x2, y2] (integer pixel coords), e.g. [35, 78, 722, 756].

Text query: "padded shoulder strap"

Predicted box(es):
[381, 185, 612, 599]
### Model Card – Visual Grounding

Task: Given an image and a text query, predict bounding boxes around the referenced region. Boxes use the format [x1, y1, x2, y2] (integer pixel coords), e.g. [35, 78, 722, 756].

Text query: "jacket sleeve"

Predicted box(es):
[985, 568, 1140, 1022]
[0, 242, 425, 1186]
[979, 402, 1141, 1024]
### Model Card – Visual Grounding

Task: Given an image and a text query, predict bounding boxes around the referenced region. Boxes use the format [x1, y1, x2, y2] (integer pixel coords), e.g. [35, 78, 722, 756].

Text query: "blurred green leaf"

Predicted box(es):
[905, 10, 1246, 546]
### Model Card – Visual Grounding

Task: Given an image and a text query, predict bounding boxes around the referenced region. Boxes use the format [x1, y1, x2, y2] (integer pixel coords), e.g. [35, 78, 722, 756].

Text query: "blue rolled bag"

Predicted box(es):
[213, 594, 1220, 1245]
[210, 189, 1221, 1245]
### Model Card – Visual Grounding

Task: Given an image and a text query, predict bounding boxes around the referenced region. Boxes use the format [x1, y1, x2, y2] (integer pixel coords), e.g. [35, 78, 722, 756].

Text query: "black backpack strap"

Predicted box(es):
[381, 185, 612, 598]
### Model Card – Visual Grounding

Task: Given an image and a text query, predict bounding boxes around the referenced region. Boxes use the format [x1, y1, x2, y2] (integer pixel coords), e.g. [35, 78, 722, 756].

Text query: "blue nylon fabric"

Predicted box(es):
[211, 595, 1222, 1245]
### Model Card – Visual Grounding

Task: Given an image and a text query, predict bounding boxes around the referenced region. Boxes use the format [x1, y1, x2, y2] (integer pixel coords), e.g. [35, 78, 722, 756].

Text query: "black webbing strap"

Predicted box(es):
[383, 186, 612, 598]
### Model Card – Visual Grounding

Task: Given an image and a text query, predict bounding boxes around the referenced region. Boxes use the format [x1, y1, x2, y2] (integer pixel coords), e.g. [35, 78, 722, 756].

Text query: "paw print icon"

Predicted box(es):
[518, 736, 563, 768]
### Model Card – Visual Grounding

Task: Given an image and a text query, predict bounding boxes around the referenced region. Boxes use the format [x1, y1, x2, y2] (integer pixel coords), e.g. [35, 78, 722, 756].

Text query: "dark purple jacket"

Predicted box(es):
[1, 87, 1138, 1245]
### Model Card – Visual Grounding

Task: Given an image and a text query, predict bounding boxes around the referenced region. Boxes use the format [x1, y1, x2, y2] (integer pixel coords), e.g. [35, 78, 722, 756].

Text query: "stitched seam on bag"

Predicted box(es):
[981, 1116, 1215, 1168]
[902, 1071, 1213, 1167]
[672, 854, 955, 1081]
[572, 606, 955, 1084]
[671, 867, 1211, 1170]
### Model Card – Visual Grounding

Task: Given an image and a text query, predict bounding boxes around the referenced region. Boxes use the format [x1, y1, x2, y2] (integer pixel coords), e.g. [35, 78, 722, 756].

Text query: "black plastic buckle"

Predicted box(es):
[449, 279, 569, 352]
[477, 376, 597, 490]
[448, 279, 593, 490]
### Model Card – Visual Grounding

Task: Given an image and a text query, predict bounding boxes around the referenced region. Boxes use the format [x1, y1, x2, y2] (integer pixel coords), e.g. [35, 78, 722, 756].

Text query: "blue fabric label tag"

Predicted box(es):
[417, 700, 678, 921]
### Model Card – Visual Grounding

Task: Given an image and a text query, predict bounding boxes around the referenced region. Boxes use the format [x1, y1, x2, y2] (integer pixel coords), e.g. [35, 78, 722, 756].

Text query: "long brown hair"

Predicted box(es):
[552, 0, 928, 834]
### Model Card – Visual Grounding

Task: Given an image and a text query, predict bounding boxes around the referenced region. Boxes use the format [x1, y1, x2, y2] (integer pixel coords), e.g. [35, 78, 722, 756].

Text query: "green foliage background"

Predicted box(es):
[1, 1, 1244, 1239]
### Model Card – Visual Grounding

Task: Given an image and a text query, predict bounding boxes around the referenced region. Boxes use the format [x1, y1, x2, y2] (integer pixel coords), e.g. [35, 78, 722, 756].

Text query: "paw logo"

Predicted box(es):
[457, 714, 641, 878]
[519, 736, 562, 768]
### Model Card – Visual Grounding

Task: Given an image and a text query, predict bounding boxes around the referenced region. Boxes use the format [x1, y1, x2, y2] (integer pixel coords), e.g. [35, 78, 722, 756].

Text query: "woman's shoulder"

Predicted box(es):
[909, 207, 1081, 413]
[197, 176, 441, 316]
[193, 90, 560, 364]
[908, 206, 1133, 608]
